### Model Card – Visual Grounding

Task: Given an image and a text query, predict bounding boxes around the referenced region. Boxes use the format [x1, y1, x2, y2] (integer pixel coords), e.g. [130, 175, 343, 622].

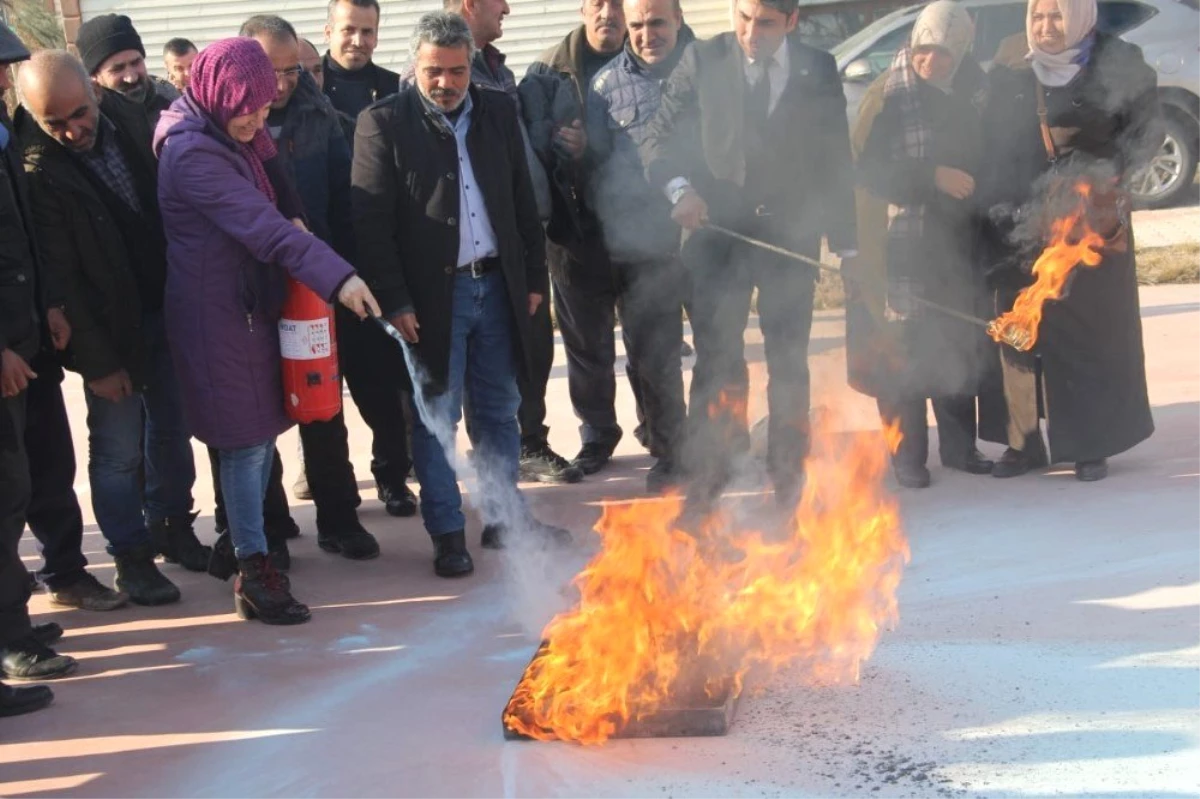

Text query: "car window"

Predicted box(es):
[832, 7, 919, 61]
[974, 3, 1027, 65]
[855, 23, 915, 78]
[1096, 1, 1158, 33]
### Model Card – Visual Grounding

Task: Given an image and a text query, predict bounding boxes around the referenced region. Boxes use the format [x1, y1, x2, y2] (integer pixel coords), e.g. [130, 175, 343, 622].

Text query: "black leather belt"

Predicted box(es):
[456, 256, 500, 278]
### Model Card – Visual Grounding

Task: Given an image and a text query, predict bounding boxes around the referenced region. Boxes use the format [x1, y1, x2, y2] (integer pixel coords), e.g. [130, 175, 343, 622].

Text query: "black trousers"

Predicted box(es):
[337, 305, 412, 490]
[876, 395, 977, 469]
[552, 244, 686, 457]
[683, 229, 815, 493]
[518, 285, 555, 447]
[23, 364, 87, 589]
[0, 390, 32, 647]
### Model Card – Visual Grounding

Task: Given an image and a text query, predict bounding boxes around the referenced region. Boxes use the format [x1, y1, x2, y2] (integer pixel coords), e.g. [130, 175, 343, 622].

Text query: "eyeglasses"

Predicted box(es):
[274, 65, 303, 79]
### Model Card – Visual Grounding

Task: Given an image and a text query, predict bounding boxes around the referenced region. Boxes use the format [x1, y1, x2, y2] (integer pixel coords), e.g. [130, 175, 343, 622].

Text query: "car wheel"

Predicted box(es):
[1130, 109, 1198, 209]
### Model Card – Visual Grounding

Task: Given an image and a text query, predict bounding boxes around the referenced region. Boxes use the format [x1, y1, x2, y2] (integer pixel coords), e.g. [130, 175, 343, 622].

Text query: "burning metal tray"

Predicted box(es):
[502, 643, 741, 741]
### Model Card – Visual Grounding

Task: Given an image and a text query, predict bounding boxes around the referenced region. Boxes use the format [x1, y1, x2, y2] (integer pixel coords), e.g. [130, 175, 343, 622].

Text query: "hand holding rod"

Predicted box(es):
[703, 222, 996, 332]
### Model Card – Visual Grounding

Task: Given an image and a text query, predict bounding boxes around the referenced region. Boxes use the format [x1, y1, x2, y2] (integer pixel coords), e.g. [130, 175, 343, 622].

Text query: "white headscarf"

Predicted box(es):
[909, 0, 976, 92]
[1026, 0, 1097, 86]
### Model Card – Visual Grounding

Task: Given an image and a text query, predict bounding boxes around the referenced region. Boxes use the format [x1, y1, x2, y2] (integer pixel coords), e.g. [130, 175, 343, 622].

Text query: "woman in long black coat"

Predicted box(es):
[978, 0, 1160, 482]
[846, 0, 997, 488]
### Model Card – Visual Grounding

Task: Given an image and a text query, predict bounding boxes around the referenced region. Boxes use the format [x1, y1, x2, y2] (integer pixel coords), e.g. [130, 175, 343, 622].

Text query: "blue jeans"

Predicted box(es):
[218, 438, 276, 559]
[411, 270, 523, 536]
[83, 312, 196, 555]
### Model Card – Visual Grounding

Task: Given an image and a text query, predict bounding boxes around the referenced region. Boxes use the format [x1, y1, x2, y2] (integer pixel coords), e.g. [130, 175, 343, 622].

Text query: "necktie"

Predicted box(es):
[746, 60, 771, 123]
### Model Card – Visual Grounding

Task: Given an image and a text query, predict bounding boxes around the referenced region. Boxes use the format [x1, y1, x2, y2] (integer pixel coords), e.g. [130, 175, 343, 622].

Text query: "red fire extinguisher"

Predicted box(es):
[279, 277, 341, 423]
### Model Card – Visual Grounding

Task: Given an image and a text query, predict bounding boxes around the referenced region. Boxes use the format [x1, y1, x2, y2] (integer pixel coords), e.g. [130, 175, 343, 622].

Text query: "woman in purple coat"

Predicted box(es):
[154, 38, 379, 625]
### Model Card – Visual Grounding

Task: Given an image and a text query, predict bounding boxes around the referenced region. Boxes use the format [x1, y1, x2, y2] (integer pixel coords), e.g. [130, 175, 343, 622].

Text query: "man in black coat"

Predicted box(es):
[323, 0, 401, 130]
[526, 0, 631, 477]
[1, 26, 81, 710]
[319, 0, 418, 519]
[353, 12, 570, 578]
[75, 14, 179, 132]
[17, 51, 198, 605]
[640, 0, 858, 509]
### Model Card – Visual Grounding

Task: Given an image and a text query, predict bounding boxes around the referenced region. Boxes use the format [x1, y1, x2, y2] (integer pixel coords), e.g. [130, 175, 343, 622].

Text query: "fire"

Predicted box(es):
[988, 182, 1107, 351]
[503, 413, 911, 745]
[707, 387, 748, 424]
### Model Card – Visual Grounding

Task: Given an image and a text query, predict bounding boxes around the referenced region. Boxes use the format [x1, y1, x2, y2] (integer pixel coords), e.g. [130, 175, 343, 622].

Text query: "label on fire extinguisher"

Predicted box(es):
[279, 318, 332, 360]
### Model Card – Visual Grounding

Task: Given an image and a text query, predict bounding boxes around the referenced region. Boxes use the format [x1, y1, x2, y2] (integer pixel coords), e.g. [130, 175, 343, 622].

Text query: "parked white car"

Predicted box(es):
[833, 0, 1200, 207]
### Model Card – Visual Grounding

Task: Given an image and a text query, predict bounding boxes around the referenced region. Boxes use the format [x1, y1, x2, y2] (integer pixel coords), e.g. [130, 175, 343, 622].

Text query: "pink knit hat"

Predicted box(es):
[189, 37, 276, 129]
[187, 37, 278, 198]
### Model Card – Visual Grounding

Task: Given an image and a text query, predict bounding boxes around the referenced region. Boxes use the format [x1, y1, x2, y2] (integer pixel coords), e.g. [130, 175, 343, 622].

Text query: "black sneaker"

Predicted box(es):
[519, 442, 584, 484]
[571, 441, 617, 476]
[432, 530, 474, 578]
[378, 483, 418, 517]
[1, 637, 77, 681]
[318, 522, 381, 560]
[113, 546, 182, 606]
[48, 572, 129, 612]
[32, 622, 64, 646]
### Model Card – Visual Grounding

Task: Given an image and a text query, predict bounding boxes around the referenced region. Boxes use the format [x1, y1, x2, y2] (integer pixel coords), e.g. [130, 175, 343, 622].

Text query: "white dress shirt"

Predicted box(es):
[437, 93, 500, 268]
[744, 39, 789, 117]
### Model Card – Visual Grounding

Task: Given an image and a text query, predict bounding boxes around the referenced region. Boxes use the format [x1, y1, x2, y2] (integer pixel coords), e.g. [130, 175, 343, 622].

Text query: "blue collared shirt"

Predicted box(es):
[434, 93, 499, 268]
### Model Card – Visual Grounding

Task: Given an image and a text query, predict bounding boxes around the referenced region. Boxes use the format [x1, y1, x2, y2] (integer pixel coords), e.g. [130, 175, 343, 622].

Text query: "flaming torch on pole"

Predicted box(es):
[985, 181, 1114, 352]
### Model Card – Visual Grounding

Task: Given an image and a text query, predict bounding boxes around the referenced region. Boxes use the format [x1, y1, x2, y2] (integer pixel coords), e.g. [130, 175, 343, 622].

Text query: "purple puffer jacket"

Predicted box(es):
[154, 96, 355, 450]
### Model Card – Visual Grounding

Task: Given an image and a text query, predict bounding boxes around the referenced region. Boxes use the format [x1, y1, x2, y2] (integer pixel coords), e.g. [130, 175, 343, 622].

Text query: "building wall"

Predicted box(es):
[72, 0, 737, 78]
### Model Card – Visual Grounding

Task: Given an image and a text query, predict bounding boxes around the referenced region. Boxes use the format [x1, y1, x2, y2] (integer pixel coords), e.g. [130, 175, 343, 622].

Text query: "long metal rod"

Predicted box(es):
[704, 223, 993, 330]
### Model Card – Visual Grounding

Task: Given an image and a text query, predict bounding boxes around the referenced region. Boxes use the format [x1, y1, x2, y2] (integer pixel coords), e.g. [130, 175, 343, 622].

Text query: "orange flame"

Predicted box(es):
[503, 414, 911, 745]
[988, 182, 1107, 351]
[706, 387, 749, 424]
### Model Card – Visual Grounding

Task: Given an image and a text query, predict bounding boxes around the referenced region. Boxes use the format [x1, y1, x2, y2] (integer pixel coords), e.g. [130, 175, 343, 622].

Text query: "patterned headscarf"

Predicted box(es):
[1026, 0, 1097, 87]
[880, 0, 974, 316]
[187, 38, 278, 203]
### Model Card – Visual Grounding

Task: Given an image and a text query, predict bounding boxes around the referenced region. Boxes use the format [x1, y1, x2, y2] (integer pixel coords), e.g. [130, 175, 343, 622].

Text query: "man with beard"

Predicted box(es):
[640, 0, 857, 511]
[353, 12, 571, 577]
[410, 0, 582, 485]
[319, 0, 418, 519]
[585, 0, 693, 492]
[76, 14, 179, 131]
[527, 0, 630, 477]
[162, 38, 197, 93]
[16, 51, 201, 604]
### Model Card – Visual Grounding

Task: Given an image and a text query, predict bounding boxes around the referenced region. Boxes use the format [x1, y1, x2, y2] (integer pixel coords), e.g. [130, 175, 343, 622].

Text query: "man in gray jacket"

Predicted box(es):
[586, 0, 693, 492]
[526, 0, 629, 478]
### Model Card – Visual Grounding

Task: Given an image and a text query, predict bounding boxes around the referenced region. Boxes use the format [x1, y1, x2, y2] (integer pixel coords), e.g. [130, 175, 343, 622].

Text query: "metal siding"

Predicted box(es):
[79, 0, 732, 78]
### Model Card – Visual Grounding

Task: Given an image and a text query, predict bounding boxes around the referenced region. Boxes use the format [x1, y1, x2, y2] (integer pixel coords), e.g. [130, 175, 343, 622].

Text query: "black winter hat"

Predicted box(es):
[0, 20, 31, 64]
[76, 14, 145, 76]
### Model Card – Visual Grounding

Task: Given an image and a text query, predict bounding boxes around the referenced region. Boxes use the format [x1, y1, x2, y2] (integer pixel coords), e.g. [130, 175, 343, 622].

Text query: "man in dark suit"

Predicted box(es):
[640, 0, 857, 509]
[353, 12, 570, 578]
